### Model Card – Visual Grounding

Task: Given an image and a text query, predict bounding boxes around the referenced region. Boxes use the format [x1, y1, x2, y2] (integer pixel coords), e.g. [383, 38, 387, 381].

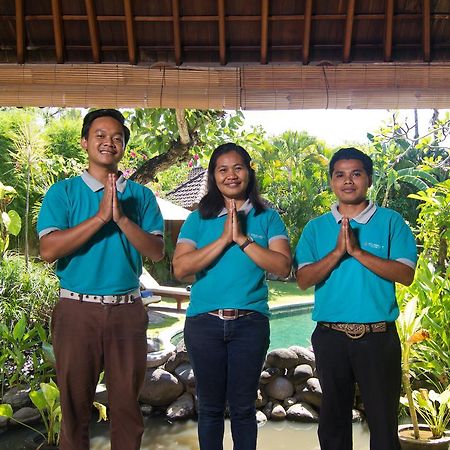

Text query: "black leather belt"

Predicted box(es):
[208, 309, 254, 320]
[319, 321, 390, 339]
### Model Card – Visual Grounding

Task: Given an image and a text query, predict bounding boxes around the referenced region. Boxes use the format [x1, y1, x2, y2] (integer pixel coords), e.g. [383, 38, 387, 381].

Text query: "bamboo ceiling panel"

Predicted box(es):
[0, 1, 450, 109]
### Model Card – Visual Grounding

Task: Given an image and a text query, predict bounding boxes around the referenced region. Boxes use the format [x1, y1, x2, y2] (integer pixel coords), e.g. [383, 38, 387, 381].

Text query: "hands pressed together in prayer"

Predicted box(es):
[222, 199, 247, 247]
[96, 173, 125, 226]
[335, 217, 361, 258]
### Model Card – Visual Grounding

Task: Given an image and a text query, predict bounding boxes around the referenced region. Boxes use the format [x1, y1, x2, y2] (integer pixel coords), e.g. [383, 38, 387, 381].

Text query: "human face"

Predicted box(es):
[214, 151, 250, 202]
[330, 159, 371, 206]
[81, 116, 125, 170]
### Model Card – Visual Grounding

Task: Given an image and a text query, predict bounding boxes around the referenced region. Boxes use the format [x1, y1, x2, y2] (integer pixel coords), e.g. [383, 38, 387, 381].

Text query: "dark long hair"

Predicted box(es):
[198, 143, 266, 218]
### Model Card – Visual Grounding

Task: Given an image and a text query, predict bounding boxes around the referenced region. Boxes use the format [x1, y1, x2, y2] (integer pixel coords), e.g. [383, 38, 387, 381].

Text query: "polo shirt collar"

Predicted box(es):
[217, 199, 253, 217]
[331, 200, 377, 224]
[81, 170, 127, 193]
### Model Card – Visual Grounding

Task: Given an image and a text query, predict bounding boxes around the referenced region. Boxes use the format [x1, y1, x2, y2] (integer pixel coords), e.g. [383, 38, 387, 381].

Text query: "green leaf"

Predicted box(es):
[41, 382, 59, 409]
[0, 404, 13, 418]
[12, 316, 26, 341]
[6, 210, 21, 236]
[93, 401, 108, 422]
[30, 390, 46, 411]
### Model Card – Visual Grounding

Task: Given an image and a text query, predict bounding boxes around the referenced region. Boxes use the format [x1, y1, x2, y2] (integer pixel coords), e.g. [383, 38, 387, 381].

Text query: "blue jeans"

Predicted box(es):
[184, 312, 270, 450]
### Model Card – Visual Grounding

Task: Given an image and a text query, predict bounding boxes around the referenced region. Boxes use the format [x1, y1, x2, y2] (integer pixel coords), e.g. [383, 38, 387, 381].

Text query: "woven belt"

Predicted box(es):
[60, 288, 141, 305]
[319, 321, 388, 339]
[208, 309, 254, 320]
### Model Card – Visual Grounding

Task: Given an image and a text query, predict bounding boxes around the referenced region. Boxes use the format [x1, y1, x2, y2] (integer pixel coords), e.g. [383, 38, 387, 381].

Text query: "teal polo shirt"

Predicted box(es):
[37, 171, 164, 295]
[294, 202, 417, 323]
[178, 201, 289, 317]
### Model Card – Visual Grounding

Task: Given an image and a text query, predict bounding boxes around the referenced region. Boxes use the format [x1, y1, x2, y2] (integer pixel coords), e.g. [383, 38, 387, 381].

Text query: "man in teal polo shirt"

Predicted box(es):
[37, 109, 164, 450]
[295, 147, 417, 450]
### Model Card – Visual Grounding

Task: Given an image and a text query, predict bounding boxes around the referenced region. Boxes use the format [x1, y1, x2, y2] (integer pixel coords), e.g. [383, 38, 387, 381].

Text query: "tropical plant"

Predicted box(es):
[0, 181, 21, 257]
[0, 379, 108, 447]
[0, 314, 54, 396]
[0, 253, 59, 325]
[250, 130, 333, 248]
[409, 180, 450, 272]
[400, 387, 450, 439]
[397, 297, 431, 439]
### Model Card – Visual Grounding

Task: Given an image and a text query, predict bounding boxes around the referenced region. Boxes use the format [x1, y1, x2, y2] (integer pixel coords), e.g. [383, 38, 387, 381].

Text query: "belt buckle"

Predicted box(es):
[344, 323, 366, 339]
[218, 309, 238, 320]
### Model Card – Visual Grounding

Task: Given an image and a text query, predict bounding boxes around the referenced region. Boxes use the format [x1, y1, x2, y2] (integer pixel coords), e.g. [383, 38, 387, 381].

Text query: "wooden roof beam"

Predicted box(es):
[423, 0, 431, 62]
[343, 0, 355, 63]
[15, 0, 25, 64]
[51, 0, 64, 63]
[384, 0, 394, 62]
[172, 0, 182, 65]
[260, 0, 269, 64]
[123, 0, 137, 64]
[84, 0, 100, 63]
[218, 0, 226, 65]
[302, 0, 312, 64]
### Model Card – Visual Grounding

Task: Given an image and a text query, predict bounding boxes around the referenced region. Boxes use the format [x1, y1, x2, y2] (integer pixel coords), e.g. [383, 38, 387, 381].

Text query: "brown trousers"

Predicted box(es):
[51, 297, 149, 450]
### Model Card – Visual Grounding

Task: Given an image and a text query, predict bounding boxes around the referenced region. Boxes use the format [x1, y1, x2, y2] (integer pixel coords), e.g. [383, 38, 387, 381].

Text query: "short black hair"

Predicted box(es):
[81, 109, 130, 146]
[329, 147, 373, 177]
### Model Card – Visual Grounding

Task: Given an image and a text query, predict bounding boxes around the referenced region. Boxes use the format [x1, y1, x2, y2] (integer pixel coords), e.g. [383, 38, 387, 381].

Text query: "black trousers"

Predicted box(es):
[312, 323, 401, 450]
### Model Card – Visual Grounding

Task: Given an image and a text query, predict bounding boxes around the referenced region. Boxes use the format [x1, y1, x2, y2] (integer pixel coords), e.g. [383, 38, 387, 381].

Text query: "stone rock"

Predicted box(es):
[185, 385, 197, 396]
[286, 402, 319, 422]
[147, 349, 173, 369]
[265, 377, 294, 401]
[255, 389, 268, 409]
[289, 346, 316, 369]
[174, 362, 196, 388]
[259, 367, 282, 385]
[261, 401, 273, 419]
[352, 408, 365, 422]
[147, 337, 163, 352]
[283, 397, 297, 409]
[140, 404, 154, 416]
[297, 389, 322, 409]
[256, 410, 267, 424]
[164, 348, 190, 373]
[11, 407, 41, 426]
[94, 384, 108, 406]
[139, 368, 185, 406]
[270, 403, 287, 421]
[166, 392, 195, 420]
[266, 349, 299, 370]
[2, 386, 31, 410]
[289, 364, 314, 384]
[306, 377, 322, 395]
[0, 416, 8, 428]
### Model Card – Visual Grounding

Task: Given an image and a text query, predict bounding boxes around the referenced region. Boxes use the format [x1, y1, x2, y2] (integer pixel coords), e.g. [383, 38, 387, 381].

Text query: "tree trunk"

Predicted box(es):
[130, 109, 193, 185]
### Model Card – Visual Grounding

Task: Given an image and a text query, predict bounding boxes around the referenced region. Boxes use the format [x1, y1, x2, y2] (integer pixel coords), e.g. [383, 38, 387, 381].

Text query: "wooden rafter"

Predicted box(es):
[384, 0, 394, 62]
[51, 0, 64, 63]
[84, 0, 100, 63]
[423, 0, 431, 62]
[343, 0, 355, 63]
[218, 0, 226, 65]
[302, 0, 312, 64]
[260, 0, 269, 64]
[172, 0, 182, 65]
[15, 0, 25, 64]
[123, 0, 136, 64]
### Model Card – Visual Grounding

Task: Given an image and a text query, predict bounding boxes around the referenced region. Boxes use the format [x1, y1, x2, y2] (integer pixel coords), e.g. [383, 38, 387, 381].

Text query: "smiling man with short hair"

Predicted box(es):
[37, 109, 164, 450]
[295, 147, 417, 450]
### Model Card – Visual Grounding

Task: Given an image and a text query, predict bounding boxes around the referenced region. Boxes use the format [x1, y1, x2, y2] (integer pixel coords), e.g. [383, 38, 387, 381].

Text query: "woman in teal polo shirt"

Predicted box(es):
[173, 143, 292, 450]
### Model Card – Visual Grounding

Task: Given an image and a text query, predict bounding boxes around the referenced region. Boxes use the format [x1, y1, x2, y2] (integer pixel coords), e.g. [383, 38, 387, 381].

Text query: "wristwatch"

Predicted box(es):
[239, 236, 255, 251]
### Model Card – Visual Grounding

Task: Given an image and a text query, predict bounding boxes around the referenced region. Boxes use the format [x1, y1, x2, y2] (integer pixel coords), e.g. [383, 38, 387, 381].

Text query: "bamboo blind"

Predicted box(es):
[0, 63, 450, 110]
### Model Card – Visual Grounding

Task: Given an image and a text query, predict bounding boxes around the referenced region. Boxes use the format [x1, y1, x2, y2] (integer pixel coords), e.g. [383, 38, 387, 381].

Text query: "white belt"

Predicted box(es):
[59, 288, 141, 305]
